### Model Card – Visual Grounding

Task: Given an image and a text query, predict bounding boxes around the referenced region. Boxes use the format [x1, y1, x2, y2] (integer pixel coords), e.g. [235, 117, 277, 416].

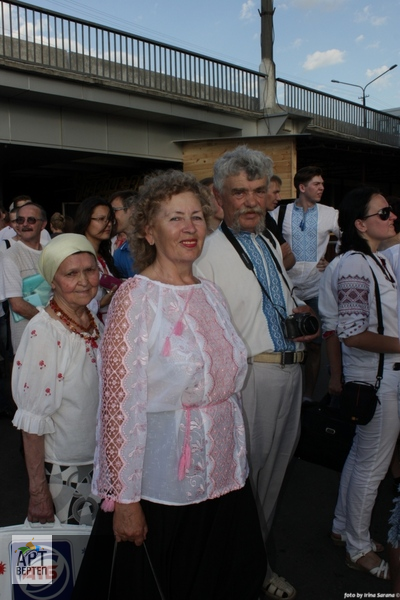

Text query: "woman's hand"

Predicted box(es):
[28, 485, 55, 524]
[316, 257, 329, 272]
[22, 431, 55, 524]
[291, 305, 320, 343]
[113, 502, 148, 546]
[328, 375, 343, 396]
[99, 285, 118, 309]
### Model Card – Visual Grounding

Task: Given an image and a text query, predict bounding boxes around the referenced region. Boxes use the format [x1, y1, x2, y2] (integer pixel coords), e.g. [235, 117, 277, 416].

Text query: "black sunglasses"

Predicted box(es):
[363, 205, 393, 221]
[16, 216, 43, 225]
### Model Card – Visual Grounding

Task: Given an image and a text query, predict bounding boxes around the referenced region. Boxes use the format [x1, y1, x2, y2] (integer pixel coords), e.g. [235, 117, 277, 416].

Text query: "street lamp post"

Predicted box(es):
[331, 64, 397, 127]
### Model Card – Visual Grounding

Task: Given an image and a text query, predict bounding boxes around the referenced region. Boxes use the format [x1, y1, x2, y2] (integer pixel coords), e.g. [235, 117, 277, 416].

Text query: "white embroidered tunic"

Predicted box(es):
[92, 275, 249, 506]
[333, 251, 400, 381]
[12, 308, 102, 465]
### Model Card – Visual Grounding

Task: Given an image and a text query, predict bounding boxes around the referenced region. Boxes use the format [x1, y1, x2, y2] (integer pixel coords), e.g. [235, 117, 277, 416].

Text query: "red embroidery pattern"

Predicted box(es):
[94, 278, 247, 505]
[96, 279, 144, 500]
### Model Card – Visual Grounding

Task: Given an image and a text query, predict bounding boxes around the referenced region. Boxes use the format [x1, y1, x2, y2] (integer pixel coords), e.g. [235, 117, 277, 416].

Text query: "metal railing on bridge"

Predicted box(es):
[277, 78, 400, 146]
[0, 0, 261, 111]
[0, 1, 399, 147]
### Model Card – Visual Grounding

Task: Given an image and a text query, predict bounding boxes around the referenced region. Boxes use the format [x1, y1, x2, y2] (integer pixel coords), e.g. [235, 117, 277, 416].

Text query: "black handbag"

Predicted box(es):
[295, 394, 356, 472]
[339, 257, 383, 426]
[340, 381, 381, 425]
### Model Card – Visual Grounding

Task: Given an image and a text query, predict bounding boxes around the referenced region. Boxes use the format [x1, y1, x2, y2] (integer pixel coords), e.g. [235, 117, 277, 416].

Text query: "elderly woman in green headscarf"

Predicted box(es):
[12, 234, 103, 526]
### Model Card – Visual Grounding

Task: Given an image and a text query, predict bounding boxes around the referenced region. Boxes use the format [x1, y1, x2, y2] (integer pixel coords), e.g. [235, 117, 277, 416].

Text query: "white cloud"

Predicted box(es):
[303, 49, 345, 70]
[355, 5, 371, 22]
[355, 35, 364, 43]
[366, 41, 380, 50]
[240, 0, 255, 20]
[292, 38, 303, 49]
[366, 65, 396, 84]
[355, 6, 387, 26]
[371, 16, 387, 26]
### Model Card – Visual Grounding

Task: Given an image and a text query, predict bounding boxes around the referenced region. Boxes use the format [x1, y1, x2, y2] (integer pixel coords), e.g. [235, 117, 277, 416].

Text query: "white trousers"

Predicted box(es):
[333, 367, 400, 561]
[242, 362, 302, 545]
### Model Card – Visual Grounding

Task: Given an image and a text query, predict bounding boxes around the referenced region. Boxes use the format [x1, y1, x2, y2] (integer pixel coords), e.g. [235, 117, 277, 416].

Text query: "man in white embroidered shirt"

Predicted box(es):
[194, 145, 319, 600]
[271, 166, 340, 402]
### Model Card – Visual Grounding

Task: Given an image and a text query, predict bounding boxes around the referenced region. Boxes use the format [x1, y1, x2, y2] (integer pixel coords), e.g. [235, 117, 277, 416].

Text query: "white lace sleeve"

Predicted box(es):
[92, 278, 151, 504]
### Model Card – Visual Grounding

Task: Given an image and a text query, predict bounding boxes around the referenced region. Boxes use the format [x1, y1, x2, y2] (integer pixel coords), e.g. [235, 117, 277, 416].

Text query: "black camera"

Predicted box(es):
[283, 313, 319, 339]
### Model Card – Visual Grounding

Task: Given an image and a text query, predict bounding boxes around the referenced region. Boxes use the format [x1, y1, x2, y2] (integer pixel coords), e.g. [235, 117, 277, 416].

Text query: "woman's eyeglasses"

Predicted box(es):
[90, 216, 113, 224]
[363, 206, 393, 221]
[15, 216, 44, 225]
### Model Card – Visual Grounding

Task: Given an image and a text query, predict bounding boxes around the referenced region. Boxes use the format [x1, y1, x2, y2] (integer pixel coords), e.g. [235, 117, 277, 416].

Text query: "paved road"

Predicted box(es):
[0, 340, 397, 600]
[1, 415, 396, 600]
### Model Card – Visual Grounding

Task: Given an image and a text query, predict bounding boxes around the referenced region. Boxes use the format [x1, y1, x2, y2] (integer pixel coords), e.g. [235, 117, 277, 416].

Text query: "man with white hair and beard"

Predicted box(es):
[194, 145, 319, 600]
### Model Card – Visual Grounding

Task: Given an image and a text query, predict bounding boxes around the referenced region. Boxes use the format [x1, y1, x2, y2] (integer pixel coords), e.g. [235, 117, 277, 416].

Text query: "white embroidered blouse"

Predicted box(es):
[92, 275, 249, 506]
[12, 308, 102, 465]
[333, 251, 400, 381]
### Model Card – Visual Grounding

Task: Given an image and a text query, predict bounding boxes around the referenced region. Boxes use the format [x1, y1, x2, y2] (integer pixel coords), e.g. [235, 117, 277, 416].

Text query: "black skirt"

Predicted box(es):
[72, 479, 266, 600]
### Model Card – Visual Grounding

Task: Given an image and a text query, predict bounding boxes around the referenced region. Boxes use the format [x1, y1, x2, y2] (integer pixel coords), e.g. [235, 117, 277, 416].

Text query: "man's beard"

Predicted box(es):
[231, 207, 265, 235]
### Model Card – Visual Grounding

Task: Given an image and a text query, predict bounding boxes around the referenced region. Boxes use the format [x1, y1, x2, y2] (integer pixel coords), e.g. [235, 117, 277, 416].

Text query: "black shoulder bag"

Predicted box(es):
[339, 256, 383, 426]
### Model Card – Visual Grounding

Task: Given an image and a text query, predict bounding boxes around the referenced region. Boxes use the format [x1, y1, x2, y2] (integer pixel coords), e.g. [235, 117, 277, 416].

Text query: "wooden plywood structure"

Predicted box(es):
[182, 137, 298, 199]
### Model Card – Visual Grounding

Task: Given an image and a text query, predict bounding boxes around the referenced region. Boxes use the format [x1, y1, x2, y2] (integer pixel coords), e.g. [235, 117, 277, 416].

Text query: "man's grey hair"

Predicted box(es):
[109, 189, 138, 210]
[16, 202, 47, 222]
[213, 145, 273, 193]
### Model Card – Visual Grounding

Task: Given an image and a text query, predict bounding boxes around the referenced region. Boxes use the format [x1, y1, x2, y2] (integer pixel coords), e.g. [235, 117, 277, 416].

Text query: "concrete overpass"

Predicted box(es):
[0, 64, 263, 210]
[0, 0, 399, 213]
[0, 0, 274, 211]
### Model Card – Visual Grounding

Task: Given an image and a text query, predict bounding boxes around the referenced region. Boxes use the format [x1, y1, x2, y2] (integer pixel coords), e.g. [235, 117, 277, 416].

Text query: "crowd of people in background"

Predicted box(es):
[1, 144, 400, 599]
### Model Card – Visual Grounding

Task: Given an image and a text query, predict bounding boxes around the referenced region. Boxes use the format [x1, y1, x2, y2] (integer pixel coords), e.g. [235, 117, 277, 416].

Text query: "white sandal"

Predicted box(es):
[263, 572, 297, 599]
[345, 553, 390, 580]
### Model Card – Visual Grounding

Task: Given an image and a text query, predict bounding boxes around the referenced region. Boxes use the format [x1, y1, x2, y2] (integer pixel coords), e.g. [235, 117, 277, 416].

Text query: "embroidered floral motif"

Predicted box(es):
[93, 277, 247, 506]
[45, 388, 51, 396]
[39, 360, 46, 369]
[30, 330, 37, 337]
[57, 373, 64, 381]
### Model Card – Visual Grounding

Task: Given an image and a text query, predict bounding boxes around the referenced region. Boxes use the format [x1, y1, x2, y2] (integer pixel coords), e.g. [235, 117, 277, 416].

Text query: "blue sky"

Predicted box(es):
[20, 0, 400, 111]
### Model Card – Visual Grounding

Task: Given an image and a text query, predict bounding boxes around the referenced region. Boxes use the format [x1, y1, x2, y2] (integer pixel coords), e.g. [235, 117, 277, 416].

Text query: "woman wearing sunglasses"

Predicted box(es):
[74, 197, 121, 323]
[328, 188, 400, 580]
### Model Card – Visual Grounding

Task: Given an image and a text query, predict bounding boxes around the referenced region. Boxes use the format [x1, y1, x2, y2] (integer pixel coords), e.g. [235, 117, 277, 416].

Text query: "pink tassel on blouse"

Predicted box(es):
[101, 498, 115, 512]
[178, 442, 191, 481]
[178, 408, 192, 481]
[162, 318, 184, 356]
[161, 290, 193, 357]
[173, 320, 184, 336]
[162, 336, 171, 356]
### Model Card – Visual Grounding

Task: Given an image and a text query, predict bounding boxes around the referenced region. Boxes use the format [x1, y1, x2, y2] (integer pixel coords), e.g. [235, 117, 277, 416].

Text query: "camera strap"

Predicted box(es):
[257, 235, 298, 305]
[220, 221, 288, 324]
[221, 220, 297, 297]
